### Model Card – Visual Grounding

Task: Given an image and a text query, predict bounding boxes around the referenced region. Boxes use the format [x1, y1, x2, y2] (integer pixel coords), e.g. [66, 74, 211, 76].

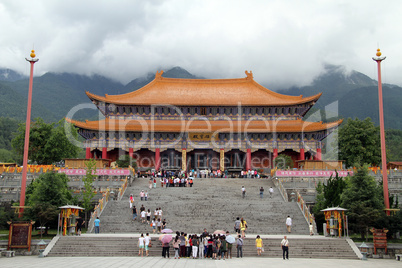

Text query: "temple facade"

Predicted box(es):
[68, 70, 342, 173]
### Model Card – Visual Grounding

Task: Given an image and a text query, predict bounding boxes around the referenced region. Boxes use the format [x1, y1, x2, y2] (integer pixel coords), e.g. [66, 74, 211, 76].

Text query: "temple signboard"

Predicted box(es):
[276, 170, 352, 177]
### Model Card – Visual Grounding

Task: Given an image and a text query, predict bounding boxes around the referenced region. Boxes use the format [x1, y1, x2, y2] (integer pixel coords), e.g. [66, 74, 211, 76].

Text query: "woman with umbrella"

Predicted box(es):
[160, 234, 172, 258]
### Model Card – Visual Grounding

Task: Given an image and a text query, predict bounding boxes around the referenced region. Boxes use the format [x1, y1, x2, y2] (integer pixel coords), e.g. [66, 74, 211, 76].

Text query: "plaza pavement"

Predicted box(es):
[1, 255, 399, 268]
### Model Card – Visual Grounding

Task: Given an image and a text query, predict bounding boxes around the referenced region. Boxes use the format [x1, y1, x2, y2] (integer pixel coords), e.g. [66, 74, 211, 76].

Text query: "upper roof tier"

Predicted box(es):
[86, 70, 322, 107]
[67, 118, 342, 133]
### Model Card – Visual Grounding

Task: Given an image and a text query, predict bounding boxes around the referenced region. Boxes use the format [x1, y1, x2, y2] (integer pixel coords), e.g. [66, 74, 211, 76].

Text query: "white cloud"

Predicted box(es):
[1, 0, 401, 88]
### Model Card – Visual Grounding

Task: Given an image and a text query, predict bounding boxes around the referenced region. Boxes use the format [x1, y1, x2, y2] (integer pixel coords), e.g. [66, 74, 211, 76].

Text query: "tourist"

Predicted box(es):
[220, 235, 227, 260]
[281, 235, 289, 260]
[212, 235, 219, 260]
[191, 234, 199, 258]
[153, 178, 157, 188]
[309, 223, 314, 236]
[140, 190, 145, 201]
[225, 231, 233, 259]
[149, 178, 152, 189]
[255, 235, 263, 256]
[160, 177, 164, 187]
[162, 218, 167, 229]
[157, 218, 162, 233]
[162, 239, 170, 258]
[158, 207, 163, 220]
[94, 217, 100, 234]
[144, 190, 148, 201]
[234, 217, 241, 234]
[199, 235, 205, 259]
[207, 235, 213, 258]
[269, 187, 274, 198]
[154, 208, 158, 220]
[241, 186, 246, 198]
[236, 234, 243, 258]
[240, 217, 247, 238]
[76, 217, 84, 236]
[129, 194, 134, 208]
[138, 233, 145, 256]
[144, 233, 152, 257]
[260, 187, 264, 198]
[146, 209, 151, 225]
[173, 236, 180, 259]
[132, 206, 137, 221]
[140, 204, 145, 214]
[286, 216, 292, 233]
[140, 209, 146, 223]
[179, 232, 186, 257]
[185, 233, 191, 258]
[151, 218, 156, 234]
[202, 228, 208, 238]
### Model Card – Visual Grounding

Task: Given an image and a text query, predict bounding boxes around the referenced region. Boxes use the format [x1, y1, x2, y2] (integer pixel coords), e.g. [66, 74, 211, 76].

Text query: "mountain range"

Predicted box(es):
[0, 65, 401, 129]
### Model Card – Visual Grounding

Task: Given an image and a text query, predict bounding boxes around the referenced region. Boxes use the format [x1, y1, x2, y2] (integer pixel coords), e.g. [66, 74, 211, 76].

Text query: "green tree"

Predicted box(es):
[274, 154, 293, 169]
[116, 154, 137, 169]
[25, 172, 73, 231]
[338, 118, 381, 168]
[12, 118, 80, 164]
[313, 172, 346, 233]
[341, 165, 384, 239]
[80, 159, 96, 229]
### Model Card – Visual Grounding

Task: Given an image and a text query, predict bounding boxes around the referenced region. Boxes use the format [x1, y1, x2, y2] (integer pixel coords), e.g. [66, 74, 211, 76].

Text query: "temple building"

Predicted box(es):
[67, 70, 342, 173]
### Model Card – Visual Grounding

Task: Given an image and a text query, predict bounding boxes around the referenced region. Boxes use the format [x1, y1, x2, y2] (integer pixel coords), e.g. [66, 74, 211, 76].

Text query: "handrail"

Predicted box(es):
[296, 191, 317, 234]
[87, 176, 129, 232]
[88, 189, 110, 233]
[274, 178, 288, 202]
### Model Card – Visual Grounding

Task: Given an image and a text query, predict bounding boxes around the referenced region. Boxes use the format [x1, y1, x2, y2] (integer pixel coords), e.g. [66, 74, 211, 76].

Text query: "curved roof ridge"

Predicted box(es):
[85, 70, 323, 106]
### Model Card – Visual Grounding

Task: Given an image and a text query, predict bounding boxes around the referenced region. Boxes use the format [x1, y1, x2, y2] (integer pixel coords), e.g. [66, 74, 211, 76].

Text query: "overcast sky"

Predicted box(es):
[1, 0, 401, 89]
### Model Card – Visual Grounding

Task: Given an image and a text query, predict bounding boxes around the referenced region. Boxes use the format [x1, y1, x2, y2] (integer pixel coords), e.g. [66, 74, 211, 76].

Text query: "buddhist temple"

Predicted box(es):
[67, 70, 342, 173]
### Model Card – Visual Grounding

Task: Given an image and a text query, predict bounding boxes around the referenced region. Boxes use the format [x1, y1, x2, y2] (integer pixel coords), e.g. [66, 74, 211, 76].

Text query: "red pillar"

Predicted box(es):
[373, 49, 390, 212]
[86, 147, 91, 159]
[102, 147, 108, 159]
[129, 148, 134, 158]
[155, 148, 161, 170]
[246, 148, 251, 171]
[19, 51, 38, 217]
[316, 148, 322, 161]
[299, 148, 305, 160]
[273, 148, 278, 159]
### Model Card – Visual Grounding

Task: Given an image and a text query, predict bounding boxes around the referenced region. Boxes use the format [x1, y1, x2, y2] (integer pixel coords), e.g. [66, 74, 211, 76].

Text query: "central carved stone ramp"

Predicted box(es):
[46, 235, 358, 259]
[97, 177, 308, 235]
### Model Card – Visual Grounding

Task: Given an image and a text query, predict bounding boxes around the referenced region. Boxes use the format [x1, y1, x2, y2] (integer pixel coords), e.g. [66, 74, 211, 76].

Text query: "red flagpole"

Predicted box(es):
[372, 48, 390, 214]
[19, 50, 39, 217]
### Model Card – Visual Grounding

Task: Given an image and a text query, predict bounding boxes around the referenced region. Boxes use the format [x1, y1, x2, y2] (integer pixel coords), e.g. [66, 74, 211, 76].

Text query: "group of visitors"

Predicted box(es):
[153, 176, 195, 188]
[241, 186, 274, 198]
[240, 170, 260, 178]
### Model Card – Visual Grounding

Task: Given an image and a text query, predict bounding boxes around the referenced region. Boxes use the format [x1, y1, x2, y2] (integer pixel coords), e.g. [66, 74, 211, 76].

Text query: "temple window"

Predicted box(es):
[200, 107, 207, 115]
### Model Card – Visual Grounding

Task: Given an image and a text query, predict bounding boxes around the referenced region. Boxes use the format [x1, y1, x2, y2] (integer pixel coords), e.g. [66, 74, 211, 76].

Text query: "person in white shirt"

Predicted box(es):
[241, 186, 246, 198]
[281, 235, 289, 260]
[140, 210, 147, 223]
[138, 233, 145, 256]
[269, 187, 274, 198]
[144, 233, 152, 257]
[286, 216, 292, 233]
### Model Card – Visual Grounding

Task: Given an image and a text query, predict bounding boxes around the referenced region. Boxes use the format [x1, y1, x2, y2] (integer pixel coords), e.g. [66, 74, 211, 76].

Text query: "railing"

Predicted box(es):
[117, 176, 128, 201]
[87, 176, 129, 232]
[88, 189, 110, 233]
[296, 191, 317, 234]
[274, 178, 288, 202]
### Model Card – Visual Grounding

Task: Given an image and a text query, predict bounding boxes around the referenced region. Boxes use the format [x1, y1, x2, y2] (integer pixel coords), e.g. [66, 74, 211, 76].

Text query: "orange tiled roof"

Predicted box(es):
[67, 118, 342, 133]
[86, 71, 322, 106]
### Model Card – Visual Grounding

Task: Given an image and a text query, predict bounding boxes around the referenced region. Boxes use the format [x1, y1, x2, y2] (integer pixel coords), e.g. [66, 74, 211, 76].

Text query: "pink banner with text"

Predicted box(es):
[58, 169, 131, 176]
[275, 170, 352, 177]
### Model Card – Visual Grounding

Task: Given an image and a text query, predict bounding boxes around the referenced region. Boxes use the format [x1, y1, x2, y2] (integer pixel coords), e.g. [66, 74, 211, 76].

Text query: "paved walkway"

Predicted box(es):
[1, 256, 399, 268]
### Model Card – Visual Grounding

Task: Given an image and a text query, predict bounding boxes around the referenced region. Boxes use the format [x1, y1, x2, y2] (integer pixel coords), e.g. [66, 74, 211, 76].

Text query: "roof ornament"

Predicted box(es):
[155, 70, 164, 80]
[245, 70, 253, 80]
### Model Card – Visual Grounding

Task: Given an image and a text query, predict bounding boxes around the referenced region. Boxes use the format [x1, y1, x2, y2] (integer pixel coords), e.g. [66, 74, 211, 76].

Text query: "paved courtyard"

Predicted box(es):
[1, 256, 400, 268]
